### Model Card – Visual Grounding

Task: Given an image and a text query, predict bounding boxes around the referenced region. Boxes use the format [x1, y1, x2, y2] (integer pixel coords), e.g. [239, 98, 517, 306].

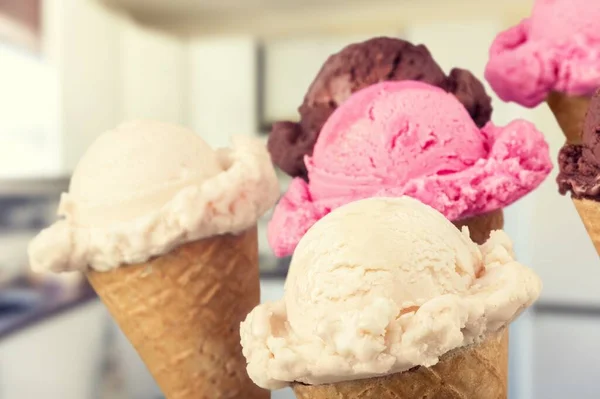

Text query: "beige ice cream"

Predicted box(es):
[29, 120, 279, 272]
[28, 120, 277, 399]
[241, 196, 541, 390]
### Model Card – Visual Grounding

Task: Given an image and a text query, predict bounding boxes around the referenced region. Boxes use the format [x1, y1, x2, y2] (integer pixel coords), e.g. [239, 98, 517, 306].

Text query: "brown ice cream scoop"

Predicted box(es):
[581, 88, 600, 167]
[556, 89, 600, 259]
[268, 37, 493, 179]
[557, 88, 600, 200]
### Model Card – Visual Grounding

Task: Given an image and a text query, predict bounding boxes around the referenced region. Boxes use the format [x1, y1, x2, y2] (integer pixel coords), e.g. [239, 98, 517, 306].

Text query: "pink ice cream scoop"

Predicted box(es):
[268, 81, 552, 257]
[485, 0, 600, 107]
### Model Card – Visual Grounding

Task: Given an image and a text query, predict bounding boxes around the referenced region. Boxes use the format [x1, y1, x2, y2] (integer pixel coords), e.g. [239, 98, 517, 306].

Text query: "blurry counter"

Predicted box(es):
[0, 278, 96, 340]
[0, 278, 107, 399]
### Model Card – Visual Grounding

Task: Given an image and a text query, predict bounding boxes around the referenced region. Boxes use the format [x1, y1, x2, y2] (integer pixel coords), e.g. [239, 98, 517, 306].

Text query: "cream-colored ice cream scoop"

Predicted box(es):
[241, 196, 542, 390]
[65, 120, 224, 226]
[29, 120, 280, 272]
[284, 195, 484, 339]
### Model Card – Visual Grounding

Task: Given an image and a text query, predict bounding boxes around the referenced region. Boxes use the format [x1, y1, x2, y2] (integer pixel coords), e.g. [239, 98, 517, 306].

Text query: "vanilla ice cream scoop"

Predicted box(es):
[66, 121, 224, 226]
[241, 197, 541, 389]
[285, 197, 483, 339]
[29, 120, 279, 272]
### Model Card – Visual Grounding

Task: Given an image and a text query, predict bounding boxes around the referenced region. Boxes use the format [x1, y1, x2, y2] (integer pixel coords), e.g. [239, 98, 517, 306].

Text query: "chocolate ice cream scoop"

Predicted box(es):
[268, 37, 493, 179]
[557, 89, 600, 200]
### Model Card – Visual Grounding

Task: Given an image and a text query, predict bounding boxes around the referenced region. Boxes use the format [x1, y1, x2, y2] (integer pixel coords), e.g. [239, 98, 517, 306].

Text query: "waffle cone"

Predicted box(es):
[86, 227, 268, 399]
[453, 209, 504, 245]
[292, 329, 509, 399]
[572, 198, 600, 257]
[546, 91, 590, 144]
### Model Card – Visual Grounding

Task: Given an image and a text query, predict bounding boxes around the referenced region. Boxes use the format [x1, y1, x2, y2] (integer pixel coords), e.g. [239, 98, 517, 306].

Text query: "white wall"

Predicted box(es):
[187, 36, 258, 149]
[0, 44, 60, 178]
[533, 314, 600, 399]
[44, 0, 123, 172]
[120, 22, 186, 125]
[0, 302, 107, 399]
[39, 0, 189, 174]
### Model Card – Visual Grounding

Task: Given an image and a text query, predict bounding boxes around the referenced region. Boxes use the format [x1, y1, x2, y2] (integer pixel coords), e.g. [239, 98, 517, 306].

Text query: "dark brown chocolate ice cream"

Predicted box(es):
[268, 37, 493, 179]
[557, 89, 600, 200]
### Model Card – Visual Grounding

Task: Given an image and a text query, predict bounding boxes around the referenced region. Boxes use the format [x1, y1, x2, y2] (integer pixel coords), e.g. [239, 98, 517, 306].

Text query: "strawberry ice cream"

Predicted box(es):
[268, 81, 552, 257]
[485, 0, 600, 108]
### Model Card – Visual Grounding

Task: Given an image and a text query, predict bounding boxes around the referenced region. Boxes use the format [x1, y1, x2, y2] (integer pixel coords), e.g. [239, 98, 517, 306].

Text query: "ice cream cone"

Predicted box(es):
[291, 204, 509, 399]
[546, 91, 590, 144]
[292, 329, 508, 399]
[572, 198, 600, 257]
[87, 227, 268, 399]
[453, 209, 504, 245]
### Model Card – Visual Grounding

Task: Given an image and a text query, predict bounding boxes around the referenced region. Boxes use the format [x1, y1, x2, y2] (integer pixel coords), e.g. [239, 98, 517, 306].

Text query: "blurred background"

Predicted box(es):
[0, 0, 599, 398]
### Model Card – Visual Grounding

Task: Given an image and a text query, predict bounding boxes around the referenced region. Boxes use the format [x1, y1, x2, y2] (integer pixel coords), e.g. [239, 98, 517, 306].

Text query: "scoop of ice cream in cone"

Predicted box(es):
[268, 81, 552, 257]
[241, 197, 542, 394]
[28, 120, 279, 272]
[28, 120, 279, 399]
[268, 36, 493, 179]
[485, 0, 600, 108]
[485, 0, 600, 143]
[557, 89, 600, 200]
[557, 90, 600, 257]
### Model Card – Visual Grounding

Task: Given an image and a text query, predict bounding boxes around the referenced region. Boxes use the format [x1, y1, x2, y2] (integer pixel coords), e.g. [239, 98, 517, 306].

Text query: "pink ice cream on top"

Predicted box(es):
[307, 81, 487, 202]
[268, 81, 552, 257]
[485, 0, 600, 107]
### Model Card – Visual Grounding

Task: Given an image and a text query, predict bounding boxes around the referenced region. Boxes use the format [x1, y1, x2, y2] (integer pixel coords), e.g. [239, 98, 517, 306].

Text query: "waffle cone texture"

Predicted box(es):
[87, 227, 268, 399]
[546, 91, 590, 144]
[572, 198, 600, 257]
[292, 329, 508, 399]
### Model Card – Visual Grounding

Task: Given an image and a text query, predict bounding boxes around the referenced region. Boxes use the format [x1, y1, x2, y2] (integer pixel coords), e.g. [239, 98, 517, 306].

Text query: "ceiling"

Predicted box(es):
[100, 0, 533, 36]
[104, 0, 373, 18]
